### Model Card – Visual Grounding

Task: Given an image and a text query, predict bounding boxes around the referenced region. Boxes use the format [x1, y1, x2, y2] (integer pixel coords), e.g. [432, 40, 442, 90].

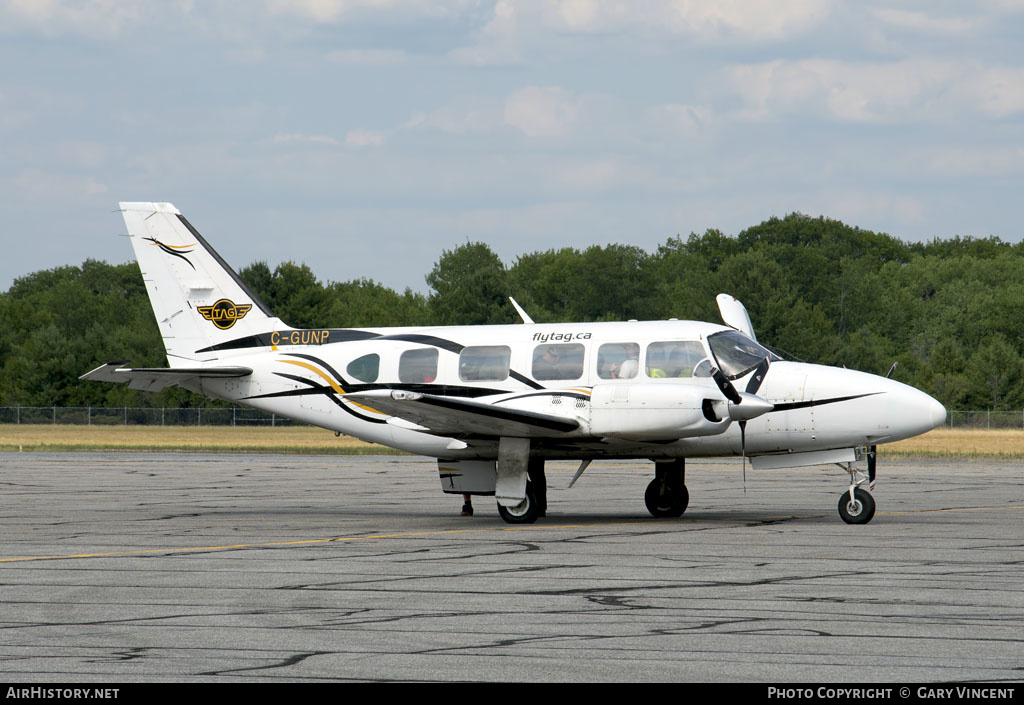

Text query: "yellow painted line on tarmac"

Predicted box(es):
[883, 504, 1024, 515]
[3, 504, 1020, 564]
[0, 522, 656, 564]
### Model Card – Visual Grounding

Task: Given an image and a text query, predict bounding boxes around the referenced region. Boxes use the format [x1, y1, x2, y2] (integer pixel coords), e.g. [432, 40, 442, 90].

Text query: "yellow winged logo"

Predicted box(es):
[197, 299, 252, 330]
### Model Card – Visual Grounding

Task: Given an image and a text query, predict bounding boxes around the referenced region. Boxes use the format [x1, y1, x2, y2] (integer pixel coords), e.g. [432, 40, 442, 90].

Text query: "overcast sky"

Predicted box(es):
[2, 0, 1023, 294]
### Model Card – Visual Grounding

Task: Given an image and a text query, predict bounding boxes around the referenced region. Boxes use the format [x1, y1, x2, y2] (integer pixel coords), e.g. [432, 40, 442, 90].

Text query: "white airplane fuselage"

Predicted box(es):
[83, 202, 948, 524]
[194, 319, 945, 462]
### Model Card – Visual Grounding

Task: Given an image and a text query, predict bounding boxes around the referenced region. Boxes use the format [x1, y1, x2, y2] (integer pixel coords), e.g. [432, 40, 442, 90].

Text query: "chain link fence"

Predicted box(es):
[947, 410, 1024, 429]
[0, 406, 300, 426]
[1, 406, 1023, 429]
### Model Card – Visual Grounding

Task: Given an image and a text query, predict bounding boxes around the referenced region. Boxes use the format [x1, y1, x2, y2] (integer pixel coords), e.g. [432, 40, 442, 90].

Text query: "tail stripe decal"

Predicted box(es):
[143, 237, 195, 270]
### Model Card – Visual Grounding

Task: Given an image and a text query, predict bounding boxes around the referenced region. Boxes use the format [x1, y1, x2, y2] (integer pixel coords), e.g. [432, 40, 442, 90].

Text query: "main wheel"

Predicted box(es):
[645, 478, 689, 518]
[838, 488, 876, 524]
[497, 482, 540, 524]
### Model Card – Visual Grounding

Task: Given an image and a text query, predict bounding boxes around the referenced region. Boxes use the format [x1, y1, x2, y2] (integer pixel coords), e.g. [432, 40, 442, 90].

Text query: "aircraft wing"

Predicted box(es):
[343, 390, 581, 437]
[81, 361, 252, 392]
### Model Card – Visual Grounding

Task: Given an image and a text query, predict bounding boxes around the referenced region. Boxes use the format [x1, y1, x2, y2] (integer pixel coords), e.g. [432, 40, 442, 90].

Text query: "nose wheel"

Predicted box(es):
[837, 455, 876, 524]
[838, 487, 875, 524]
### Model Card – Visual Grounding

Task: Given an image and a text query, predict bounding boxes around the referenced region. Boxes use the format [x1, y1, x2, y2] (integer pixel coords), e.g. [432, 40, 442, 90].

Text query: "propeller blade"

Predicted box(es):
[740, 420, 747, 494]
[868, 445, 877, 491]
[711, 366, 742, 404]
[745, 356, 771, 395]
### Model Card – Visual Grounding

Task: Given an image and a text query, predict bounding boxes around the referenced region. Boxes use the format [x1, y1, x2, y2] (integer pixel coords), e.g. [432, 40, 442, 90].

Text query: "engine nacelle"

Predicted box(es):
[589, 383, 731, 440]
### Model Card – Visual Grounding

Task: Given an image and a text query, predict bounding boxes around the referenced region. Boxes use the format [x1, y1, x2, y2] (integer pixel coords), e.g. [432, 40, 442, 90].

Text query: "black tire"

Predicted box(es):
[497, 482, 540, 524]
[838, 488, 876, 524]
[645, 478, 689, 518]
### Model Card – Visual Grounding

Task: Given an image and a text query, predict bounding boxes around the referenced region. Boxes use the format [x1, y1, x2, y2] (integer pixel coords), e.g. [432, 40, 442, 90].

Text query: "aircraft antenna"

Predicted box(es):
[509, 297, 535, 324]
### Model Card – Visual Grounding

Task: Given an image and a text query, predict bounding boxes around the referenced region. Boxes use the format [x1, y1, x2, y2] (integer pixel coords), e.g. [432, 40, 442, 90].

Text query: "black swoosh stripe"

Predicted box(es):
[375, 333, 464, 354]
[770, 392, 880, 412]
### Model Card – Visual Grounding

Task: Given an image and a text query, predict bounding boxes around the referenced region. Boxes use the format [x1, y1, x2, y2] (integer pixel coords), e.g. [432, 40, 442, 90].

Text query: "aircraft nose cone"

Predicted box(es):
[928, 396, 947, 429]
[896, 385, 947, 438]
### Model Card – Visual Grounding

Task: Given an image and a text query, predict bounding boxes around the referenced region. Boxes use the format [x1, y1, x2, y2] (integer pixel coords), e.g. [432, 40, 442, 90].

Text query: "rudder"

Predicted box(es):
[120, 202, 284, 364]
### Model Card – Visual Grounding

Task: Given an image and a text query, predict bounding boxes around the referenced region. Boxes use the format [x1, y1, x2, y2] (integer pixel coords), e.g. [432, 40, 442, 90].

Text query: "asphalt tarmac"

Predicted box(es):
[0, 452, 1021, 683]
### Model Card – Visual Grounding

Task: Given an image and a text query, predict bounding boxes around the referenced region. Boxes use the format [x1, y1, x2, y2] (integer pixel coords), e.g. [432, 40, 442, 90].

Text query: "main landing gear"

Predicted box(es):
[645, 459, 688, 518]
[496, 458, 547, 524]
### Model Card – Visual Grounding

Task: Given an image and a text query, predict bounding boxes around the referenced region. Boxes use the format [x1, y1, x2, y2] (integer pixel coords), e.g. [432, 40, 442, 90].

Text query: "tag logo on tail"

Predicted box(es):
[198, 299, 253, 329]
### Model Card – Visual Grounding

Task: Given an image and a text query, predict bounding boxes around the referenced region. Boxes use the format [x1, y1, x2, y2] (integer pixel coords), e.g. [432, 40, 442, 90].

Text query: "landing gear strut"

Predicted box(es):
[837, 454, 876, 524]
[496, 456, 547, 524]
[645, 459, 688, 518]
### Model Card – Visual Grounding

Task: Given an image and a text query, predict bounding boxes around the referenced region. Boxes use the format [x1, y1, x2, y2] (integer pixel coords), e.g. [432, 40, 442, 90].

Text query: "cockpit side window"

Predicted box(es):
[346, 353, 380, 383]
[707, 330, 781, 379]
[645, 341, 706, 379]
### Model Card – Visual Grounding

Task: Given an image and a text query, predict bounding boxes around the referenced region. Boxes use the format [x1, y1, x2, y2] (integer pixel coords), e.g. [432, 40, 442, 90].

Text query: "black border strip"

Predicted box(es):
[177, 213, 276, 319]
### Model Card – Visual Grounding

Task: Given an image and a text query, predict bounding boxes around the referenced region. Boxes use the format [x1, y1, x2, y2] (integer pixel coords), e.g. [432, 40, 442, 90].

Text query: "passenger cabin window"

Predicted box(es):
[346, 353, 379, 383]
[532, 343, 585, 381]
[459, 346, 511, 381]
[597, 342, 640, 379]
[399, 348, 438, 383]
[645, 341, 706, 378]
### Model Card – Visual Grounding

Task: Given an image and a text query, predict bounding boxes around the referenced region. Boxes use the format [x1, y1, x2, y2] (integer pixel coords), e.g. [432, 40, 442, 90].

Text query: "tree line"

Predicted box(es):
[2, 213, 1023, 411]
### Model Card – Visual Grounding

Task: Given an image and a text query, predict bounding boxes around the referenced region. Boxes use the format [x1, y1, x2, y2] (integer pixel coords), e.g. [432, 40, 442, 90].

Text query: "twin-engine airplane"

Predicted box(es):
[84, 202, 947, 525]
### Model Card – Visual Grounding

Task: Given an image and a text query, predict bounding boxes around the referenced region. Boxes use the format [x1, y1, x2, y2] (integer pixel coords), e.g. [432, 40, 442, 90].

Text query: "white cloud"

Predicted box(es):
[449, 0, 835, 66]
[817, 189, 928, 228]
[344, 129, 385, 147]
[724, 58, 1024, 123]
[657, 0, 834, 41]
[964, 66, 1024, 119]
[326, 48, 410, 66]
[447, 0, 521, 66]
[265, 0, 468, 23]
[272, 130, 385, 148]
[0, 0, 148, 38]
[404, 97, 503, 134]
[4, 168, 108, 205]
[473, 0, 833, 41]
[273, 133, 342, 146]
[872, 8, 977, 35]
[557, 159, 618, 190]
[647, 104, 716, 137]
[504, 86, 578, 137]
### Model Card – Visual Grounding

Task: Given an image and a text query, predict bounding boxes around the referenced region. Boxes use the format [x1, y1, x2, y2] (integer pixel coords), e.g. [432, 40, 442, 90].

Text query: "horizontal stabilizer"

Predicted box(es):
[343, 390, 580, 438]
[81, 361, 252, 392]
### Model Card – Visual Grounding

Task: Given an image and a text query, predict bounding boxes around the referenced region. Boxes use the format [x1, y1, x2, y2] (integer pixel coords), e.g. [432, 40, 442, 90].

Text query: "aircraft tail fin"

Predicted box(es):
[119, 202, 285, 365]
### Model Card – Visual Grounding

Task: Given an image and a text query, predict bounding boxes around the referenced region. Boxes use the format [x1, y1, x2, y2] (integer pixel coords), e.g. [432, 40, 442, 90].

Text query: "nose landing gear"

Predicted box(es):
[837, 451, 876, 524]
[838, 487, 876, 524]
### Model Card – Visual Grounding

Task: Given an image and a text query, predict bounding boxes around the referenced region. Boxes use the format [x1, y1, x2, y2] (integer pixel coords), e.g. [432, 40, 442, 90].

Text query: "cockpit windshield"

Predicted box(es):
[707, 330, 781, 379]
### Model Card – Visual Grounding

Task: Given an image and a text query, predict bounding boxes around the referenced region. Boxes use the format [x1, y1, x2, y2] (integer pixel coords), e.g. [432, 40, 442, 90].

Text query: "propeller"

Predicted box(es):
[710, 364, 775, 490]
